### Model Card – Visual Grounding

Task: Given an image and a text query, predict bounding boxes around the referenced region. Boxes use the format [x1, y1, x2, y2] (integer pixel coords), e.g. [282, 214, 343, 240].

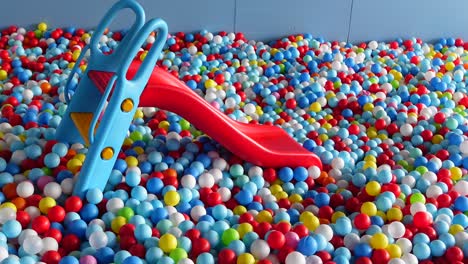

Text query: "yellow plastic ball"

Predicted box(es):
[72, 50, 81, 61]
[309, 102, 322, 112]
[237, 253, 255, 264]
[432, 134, 443, 145]
[449, 224, 464, 235]
[38, 22, 48, 32]
[369, 233, 388, 249]
[331, 212, 346, 223]
[0, 70, 7, 81]
[269, 184, 282, 195]
[125, 156, 138, 167]
[300, 211, 319, 231]
[133, 109, 144, 119]
[204, 79, 217, 89]
[289, 193, 303, 203]
[275, 191, 288, 200]
[39, 197, 56, 214]
[361, 202, 377, 216]
[387, 244, 402, 258]
[446, 62, 455, 71]
[387, 208, 403, 221]
[365, 181, 381, 196]
[158, 121, 170, 130]
[450, 167, 462, 181]
[159, 234, 177, 253]
[164, 190, 180, 206]
[74, 153, 86, 162]
[237, 223, 253, 239]
[0, 202, 17, 212]
[255, 210, 273, 223]
[233, 205, 247, 215]
[111, 216, 127, 233]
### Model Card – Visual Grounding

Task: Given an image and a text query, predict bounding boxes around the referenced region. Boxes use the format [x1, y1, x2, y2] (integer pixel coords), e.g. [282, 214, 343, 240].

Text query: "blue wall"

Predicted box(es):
[2, 0, 468, 43]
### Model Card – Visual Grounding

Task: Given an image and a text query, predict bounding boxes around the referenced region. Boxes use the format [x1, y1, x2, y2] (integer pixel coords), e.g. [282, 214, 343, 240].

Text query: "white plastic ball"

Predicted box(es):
[387, 221, 406, 238]
[198, 173, 215, 188]
[218, 187, 231, 202]
[43, 182, 62, 199]
[106, 198, 124, 213]
[331, 158, 344, 169]
[24, 206, 40, 220]
[0, 208, 16, 224]
[308, 166, 321, 179]
[181, 175, 196, 189]
[426, 185, 443, 198]
[178, 258, 194, 264]
[89, 230, 108, 249]
[400, 124, 413, 136]
[60, 178, 74, 195]
[410, 202, 426, 215]
[250, 239, 270, 259]
[190, 205, 206, 222]
[285, 251, 306, 264]
[460, 140, 468, 154]
[305, 255, 323, 264]
[343, 233, 360, 250]
[40, 237, 58, 255]
[16, 181, 34, 198]
[169, 212, 185, 226]
[0, 247, 7, 262]
[454, 180, 468, 196]
[314, 224, 333, 241]
[401, 253, 418, 264]
[396, 238, 413, 254]
[18, 229, 38, 245]
[388, 259, 405, 264]
[23, 235, 43, 255]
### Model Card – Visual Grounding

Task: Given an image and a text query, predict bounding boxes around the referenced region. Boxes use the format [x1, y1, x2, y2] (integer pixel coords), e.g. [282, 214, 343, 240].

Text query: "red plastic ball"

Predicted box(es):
[266, 230, 285, 249]
[413, 211, 433, 228]
[285, 99, 297, 109]
[41, 250, 61, 264]
[61, 234, 80, 252]
[355, 257, 372, 264]
[64, 196, 83, 212]
[434, 112, 446, 124]
[445, 247, 464, 262]
[191, 238, 211, 258]
[218, 249, 237, 264]
[129, 244, 146, 258]
[44, 228, 63, 243]
[16, 210, 31, 228]
[32, 215, 50, 234]
[372, 249, 390, 263]
[48, 205, 66, 222]
[354, 213, 371, 230]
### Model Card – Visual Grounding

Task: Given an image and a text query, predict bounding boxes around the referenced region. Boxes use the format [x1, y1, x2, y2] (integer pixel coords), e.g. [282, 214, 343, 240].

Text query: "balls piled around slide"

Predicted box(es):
[0, 23, 467, 263]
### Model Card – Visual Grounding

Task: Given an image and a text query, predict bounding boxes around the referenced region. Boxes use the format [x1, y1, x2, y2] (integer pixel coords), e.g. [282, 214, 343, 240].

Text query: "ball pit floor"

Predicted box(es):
[0, 23, 468, 264]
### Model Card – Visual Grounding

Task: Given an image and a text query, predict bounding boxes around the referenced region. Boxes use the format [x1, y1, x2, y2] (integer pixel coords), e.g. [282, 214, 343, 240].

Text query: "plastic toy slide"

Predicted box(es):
[56, 0, 322, 197]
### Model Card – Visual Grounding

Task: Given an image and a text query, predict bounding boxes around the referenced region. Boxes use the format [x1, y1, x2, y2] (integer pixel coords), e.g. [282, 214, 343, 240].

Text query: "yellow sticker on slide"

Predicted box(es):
[70, 112, 99, 146]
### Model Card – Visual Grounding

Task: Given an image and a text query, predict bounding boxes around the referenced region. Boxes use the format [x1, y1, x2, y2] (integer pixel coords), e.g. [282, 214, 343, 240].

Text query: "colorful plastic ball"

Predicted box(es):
[86, 188, 103, 204]
[413, 211, 433, 228]
[296, 236, 317, 256]
[250, 239, 270, 260]
[89, 230, 108, 249]
[3, 219, 21, 238]
[122, 256, 142, 264]
[159, 234, 177, 253]
[266, 230, 285, 249]
[164, 190, 180, 206]
[369, 233, 388, 249]
[412, 243, 431, 260]
[285, 251, 306, 264]
[222, 228, 240, 246]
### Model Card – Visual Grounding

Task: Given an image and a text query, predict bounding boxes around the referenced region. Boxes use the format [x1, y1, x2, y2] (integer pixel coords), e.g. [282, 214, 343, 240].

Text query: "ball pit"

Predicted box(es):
[0, 20, 467, 264]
